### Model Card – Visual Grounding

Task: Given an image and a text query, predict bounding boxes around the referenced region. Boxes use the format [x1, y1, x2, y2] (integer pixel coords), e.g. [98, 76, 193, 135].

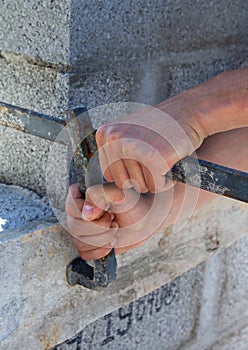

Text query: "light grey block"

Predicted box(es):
[0, 195, 247, 349]
[0, 52, 69, 116]
[0, 0, 71, 64]
[214, 235, 248, 334]
[69, 0, 248, 68]
[51, 266, 204, 350]
[0, 125, 69, 201]
[1, 0, 247, 67]
[212, 323, 248, 350]
[0, 183, 52, 231]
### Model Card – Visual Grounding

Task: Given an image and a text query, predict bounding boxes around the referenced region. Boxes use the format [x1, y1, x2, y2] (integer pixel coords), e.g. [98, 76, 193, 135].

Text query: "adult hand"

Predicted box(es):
[66, 127, 248, 260]
[96, 67, 248, 193]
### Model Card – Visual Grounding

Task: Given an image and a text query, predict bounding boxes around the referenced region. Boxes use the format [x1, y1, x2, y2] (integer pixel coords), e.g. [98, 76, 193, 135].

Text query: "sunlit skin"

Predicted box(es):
[66, 67, 248, 260]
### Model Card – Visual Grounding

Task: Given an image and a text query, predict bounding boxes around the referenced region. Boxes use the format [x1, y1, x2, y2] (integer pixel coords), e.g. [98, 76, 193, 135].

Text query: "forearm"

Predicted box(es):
[159, 127, 248, 229]
[191, 67, 248, 135]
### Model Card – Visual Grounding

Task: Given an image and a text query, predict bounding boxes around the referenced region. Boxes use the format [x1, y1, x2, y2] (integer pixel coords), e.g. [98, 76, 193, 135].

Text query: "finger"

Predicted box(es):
[85, 183, 126, 213]
[107, 159, 131, 189]
[67, 211, 113, 238]
[123, 159, 148, 193]
[98, 146, 113, 182]
[140, 164, 167, 193]
[66, 183, 84, 218]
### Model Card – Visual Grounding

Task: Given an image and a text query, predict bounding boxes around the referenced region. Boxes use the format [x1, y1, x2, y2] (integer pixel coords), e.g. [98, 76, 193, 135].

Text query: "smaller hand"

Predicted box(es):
[66, 182, 162, 260]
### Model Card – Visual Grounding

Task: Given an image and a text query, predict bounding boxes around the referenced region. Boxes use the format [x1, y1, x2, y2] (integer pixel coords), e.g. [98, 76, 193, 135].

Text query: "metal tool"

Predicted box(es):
[1, 102, 247, 289]
[64, 107, 117, 290]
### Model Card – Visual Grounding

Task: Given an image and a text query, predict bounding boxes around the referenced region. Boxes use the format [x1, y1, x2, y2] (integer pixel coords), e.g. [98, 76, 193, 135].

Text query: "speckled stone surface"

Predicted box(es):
[0, 183, 53, 232]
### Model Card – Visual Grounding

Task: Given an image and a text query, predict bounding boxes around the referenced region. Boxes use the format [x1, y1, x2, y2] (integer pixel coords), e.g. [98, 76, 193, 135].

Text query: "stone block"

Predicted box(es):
[214, 235, 248, 334]
[0, 52, 69, 116]
[0, 126, 69, 199]
[0, 0, 71, 64]
[70, 0, 248, 68]
[0, 195, 247, 349]
[211, 323, 248, 350]
[52, 266, 204, 350]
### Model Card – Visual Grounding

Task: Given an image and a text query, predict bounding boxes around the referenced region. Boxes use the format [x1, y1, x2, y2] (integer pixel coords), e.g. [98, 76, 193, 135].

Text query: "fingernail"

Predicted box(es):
[82, 204, 94, 220]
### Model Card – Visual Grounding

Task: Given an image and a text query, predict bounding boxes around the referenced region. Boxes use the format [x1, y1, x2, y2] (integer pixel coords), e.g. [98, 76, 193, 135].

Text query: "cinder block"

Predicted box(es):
[211, 323, 248, 350]
[167, 45, 248, 96]
[0, 183, 52, 231]
[2, 0, 247, 67]
[0, 52, 69, 116]
[0, 0, 71, 64]
[214, 235, 248, 334]
[0, 126, 69, 199]
[51, 265, 204, 350]
[70, 0, 248, 68]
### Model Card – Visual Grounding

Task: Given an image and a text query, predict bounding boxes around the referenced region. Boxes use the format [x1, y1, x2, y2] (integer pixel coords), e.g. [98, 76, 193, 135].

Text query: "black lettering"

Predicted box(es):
[117, 303, 133, 336]
[154, 288, 163, 313]
[135, 299, 146, 321]
[161, 282, 178, 306]
[147, 292, 154, 316]
[101, 313, 115, 346]
[53, 331, 82, 350]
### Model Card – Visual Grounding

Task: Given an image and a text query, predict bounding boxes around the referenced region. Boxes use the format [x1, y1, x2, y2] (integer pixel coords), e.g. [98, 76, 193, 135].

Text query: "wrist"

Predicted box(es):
[190, 68, 248, 135]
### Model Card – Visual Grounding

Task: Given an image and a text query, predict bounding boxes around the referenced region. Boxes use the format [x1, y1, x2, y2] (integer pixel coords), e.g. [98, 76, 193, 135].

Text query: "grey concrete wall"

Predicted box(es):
[0, 0, 248, 349]
[0, 192, 247, 350]
[51, 235, 248, 350]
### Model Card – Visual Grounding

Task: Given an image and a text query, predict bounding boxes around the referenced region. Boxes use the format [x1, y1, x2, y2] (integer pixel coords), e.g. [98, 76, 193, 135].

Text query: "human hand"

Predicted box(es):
[66, 182, 171, 260]
[96, 92, 207, 194]
[96, 67, 248, 194]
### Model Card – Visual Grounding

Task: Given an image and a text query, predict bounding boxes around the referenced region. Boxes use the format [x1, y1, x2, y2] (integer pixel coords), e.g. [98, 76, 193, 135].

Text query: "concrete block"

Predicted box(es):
[167, 44, 248, 96]
[1, 0, 248, 67]
[51, 266, 204, 350]
[0, 195, 247, 349]
[0, 52, 69, 116]
[0, 183, 52, 231]
[0, 0, 71, 64]
[214, 235, 248, 334]
[70, 0, 248, 68]
[211, 323, 248, 350]
[0, 126, 69, 199]
[69, 44, 248, 115]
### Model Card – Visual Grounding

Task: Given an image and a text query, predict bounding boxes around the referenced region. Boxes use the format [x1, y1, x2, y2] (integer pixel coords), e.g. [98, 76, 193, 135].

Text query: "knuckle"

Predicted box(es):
[122, 140, 138, 157]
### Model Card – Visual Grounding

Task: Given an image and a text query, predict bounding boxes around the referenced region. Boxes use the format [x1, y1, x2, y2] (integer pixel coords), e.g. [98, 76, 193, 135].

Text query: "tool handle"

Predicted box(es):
[167, 156, 248, 203]
[66, 108, 117, 290]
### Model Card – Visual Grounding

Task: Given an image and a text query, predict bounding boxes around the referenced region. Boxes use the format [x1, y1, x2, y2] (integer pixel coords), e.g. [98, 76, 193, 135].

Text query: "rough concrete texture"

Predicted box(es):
[53, 237, 248, 350]
[0, 183, 52, 232]
[69, 44, 248, 110]
[69, 0, 248, 68]
[0, 125, 69, 202]
[215, 235, 248, 334]
[51, 267, 204, 350]
[0, 0, 71, 64]
[212, 323, 248, 350]
[0, 197, 247, 349]
[0, 52, 70, 116]
[1, 0, 247, 66]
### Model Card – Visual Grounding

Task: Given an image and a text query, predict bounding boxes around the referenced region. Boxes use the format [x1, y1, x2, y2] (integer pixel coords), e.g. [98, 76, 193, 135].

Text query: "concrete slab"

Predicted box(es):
[0, 196, 247, 349]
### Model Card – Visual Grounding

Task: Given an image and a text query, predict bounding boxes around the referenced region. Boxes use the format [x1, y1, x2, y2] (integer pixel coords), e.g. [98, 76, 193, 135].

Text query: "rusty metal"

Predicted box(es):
[167, 157, 248, 203]
[66, 250, 117, 289]
[65, 107, 117, 289]
[0, 101, 66, 143]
